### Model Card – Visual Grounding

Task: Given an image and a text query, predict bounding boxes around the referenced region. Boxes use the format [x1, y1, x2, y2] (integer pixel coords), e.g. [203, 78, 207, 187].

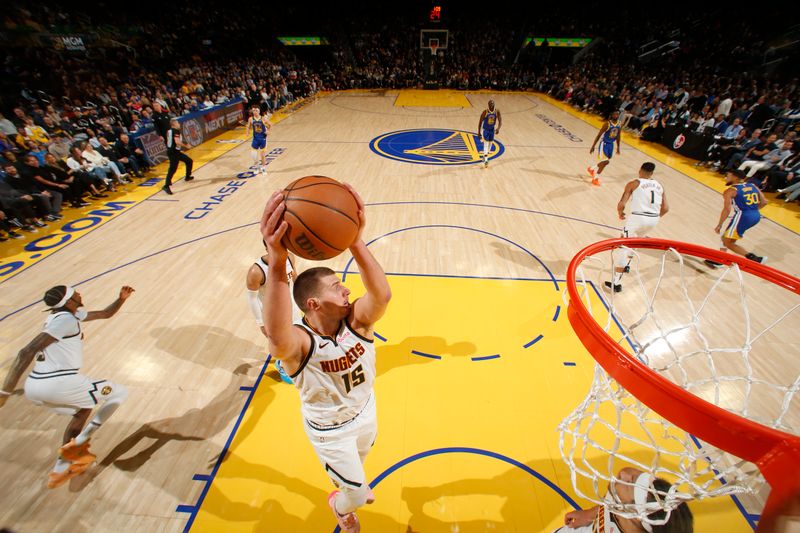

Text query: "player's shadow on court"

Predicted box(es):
[399, 453, 733, 531]
[71, 356, 282, 493]
[150, 325, 264, 368]
[526, 168, 589, 184]
[69, 362, 271, 490]
[377, 336, 478, 369]
[204, 454, 408, 532]
[489, 241, 576, 277]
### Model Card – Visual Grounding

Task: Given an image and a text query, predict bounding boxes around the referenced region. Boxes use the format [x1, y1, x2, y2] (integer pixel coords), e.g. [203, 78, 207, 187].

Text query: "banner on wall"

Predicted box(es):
[131, 98, 244, 163]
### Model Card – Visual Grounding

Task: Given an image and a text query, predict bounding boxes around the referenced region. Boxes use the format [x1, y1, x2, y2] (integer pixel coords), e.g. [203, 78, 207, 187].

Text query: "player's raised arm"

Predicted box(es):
[344, 184, 391, 330]
[84, 286, 134, 321]
[260, 192, 309, 363]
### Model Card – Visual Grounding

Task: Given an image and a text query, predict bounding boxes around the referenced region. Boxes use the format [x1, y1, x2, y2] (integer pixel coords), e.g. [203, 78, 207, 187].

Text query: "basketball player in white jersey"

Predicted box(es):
[605, 162, 669, 292]
[246, 241, 300, 383]
[259, 187, 392, 533]
[0, 285, 133, 488]
[558, 467, 693, 532]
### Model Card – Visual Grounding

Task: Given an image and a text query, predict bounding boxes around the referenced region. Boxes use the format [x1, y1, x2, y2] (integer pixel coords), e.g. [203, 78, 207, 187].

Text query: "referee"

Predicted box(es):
[163, 118, 194, 195]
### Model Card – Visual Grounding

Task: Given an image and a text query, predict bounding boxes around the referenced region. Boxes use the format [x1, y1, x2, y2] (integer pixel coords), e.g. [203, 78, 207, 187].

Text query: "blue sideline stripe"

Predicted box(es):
[563, 362, 577, 366]
[552, 305, 561, 321]
[178, 356, 273, 532]
[373, 332, 387, 342]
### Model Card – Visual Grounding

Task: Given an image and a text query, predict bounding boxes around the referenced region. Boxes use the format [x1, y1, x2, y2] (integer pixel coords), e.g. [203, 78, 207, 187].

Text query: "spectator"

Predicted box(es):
[114, 133, 146, 177]
[745, 96, 773, 130]
[82, 142, 129, 184]
[27, 142, 48, 166]
[67, 146, 114, 193]
[23, 117, 50, 145]
[0, 113, 19, 137]
[9, 157, 63, 220]
[44, 153, 90, 207]
[766, 150, 800, 193]
[726, 132, 776, 171]
[739, 140, 794, 179]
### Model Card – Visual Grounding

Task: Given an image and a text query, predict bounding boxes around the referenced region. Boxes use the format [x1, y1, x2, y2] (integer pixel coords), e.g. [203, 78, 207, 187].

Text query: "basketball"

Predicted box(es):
[281, 176, 361, 260]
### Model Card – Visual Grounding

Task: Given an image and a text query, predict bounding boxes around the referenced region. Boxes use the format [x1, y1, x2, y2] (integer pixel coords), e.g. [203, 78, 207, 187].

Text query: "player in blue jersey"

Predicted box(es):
[588, 110, 622, 186]
[246, 106, 271, 172]
[478, 100, 502, 167]
[705, 169, 768, 268]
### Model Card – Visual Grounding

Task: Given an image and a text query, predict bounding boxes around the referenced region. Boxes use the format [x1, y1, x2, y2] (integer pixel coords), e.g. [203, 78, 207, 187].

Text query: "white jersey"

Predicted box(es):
[254, 255, 294, 286]
[292, 317, 376, 427]
[32, 311, 84, 375]
[254, 255, 301, 323]
[628, 178, 663, 218]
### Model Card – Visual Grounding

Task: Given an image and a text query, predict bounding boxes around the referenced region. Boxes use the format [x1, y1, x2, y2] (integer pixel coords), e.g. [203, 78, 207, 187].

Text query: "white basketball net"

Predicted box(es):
[559, 245, 800, 527]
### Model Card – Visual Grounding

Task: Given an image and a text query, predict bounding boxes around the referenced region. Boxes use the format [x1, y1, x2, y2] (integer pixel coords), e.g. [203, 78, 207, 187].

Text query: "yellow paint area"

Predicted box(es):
[538, 93, 800, 235]
[395, 90, 472, 108]
[192, 274, 750, 532]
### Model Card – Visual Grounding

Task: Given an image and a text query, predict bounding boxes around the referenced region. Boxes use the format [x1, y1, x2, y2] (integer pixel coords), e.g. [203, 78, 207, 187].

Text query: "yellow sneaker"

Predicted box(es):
[47, 462, 91, 489]
[59, 439, 95, 464]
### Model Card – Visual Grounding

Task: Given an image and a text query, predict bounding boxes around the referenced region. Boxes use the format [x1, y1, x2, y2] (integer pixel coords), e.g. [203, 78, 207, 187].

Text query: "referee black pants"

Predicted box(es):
[165, 151, 193, 187]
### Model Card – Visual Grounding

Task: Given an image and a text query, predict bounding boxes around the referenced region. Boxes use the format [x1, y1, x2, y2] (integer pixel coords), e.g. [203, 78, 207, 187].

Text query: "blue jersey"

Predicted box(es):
[602, 121, 621, 145]
[252, 118, 267, 139]
[722, 183, 761, 240]
[732, 183, 761, 212]
[482, 109, 498, 133]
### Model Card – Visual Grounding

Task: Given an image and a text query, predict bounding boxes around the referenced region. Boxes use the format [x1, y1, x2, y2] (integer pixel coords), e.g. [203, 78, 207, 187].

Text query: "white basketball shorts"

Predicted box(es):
[303, 393, 378, 492]
[25, 371, 119, 415]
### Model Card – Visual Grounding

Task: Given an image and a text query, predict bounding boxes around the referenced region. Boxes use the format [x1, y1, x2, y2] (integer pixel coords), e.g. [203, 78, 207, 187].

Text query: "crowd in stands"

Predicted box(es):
[1, 2, 799, 242]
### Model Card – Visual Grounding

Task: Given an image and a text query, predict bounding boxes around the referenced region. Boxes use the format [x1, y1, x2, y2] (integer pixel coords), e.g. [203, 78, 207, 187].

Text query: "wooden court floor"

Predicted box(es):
[1, 90, 798, 532]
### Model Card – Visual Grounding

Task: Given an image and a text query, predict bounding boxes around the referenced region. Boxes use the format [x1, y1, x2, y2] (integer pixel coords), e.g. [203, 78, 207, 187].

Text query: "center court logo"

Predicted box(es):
[370, 129, 504, 165]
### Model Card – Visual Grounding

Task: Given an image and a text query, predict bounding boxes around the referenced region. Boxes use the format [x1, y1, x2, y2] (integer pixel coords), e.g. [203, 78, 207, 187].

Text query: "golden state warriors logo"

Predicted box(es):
[370, 129, 504, 165]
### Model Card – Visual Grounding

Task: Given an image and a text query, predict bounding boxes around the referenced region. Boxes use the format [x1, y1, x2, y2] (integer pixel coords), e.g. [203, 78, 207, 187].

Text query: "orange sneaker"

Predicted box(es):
[591, 178, 601, 186]
[47, 462, 91, 489]
[587, 166, 596, 178]
[59, 439, 95, 464]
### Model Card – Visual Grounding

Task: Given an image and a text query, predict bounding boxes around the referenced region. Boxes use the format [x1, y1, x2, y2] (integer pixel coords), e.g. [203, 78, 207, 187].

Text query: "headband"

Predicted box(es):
[53, 286, 75, 309]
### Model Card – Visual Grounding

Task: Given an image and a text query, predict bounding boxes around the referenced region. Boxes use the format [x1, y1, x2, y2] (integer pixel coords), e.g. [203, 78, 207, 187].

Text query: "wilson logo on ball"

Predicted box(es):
[291, 232, 326, 260]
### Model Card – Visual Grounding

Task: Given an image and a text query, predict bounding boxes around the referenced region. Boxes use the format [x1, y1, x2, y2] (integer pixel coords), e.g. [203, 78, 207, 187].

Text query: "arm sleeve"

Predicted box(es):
[247, 289, 264, 326]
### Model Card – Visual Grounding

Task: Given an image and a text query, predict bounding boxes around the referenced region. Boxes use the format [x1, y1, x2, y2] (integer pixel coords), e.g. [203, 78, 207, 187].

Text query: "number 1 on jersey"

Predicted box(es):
[342, 364, 365, 393]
